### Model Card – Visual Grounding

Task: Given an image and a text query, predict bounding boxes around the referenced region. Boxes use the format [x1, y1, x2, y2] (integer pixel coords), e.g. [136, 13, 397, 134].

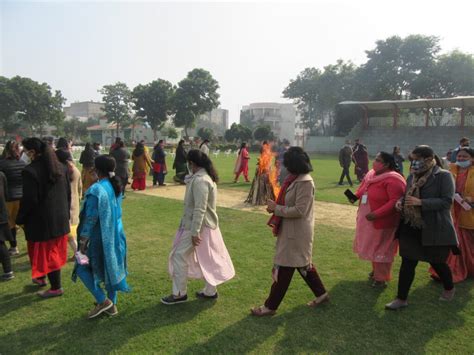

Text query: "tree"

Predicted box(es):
[253, 125, 274, 141]
[132, 79, 175, 141]
[173, 68, 220, 137]
[358, 35, 440, 100]
[224, 123, 252, 143]
[99, 82, 133, 138]
[0, 76, 19, 136]
[197, 127, 214, 141]
[4, 76, 66, 135]
[60, 117, 89, 141]
[166, 127, 179, 139]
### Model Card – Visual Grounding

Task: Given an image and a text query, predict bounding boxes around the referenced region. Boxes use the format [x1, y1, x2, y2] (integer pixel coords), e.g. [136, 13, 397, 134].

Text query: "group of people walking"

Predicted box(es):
[2, 135, 473, 319]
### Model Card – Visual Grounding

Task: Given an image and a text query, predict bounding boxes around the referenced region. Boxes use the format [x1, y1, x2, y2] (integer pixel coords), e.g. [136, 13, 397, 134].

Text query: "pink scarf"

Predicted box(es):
[356, 169, 406, 198]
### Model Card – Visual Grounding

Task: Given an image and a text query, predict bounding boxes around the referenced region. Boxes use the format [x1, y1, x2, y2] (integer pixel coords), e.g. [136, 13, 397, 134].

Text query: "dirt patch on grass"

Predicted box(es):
[134, 183, 357, 229]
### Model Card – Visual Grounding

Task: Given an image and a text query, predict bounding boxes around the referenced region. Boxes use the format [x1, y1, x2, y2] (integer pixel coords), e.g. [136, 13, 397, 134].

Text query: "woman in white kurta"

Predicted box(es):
[161, 149, 235, 305]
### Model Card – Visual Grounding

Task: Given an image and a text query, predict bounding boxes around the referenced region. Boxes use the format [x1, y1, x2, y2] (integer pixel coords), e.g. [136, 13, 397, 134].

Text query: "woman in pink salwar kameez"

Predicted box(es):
[161, 150, 235, 305]
[234, 142, 250, 183]
[350, 152, 406, 287]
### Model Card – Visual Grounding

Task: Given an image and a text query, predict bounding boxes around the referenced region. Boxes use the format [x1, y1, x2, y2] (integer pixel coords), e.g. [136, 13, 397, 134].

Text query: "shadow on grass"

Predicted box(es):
[179, 280, 469, 353]
[0, 299, 215, 353]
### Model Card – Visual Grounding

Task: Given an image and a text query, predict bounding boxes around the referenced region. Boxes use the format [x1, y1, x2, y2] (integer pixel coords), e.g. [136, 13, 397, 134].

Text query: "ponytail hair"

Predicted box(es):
[22, 137, 63, 183]
[94, 155, 122, 196]
[187, 149, 219, 183]
[379, 151, 400, 173]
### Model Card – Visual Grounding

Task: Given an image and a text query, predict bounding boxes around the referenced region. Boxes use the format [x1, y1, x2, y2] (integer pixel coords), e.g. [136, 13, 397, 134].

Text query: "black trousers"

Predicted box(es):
[9, 228, 17, 248]
[265, 265, 326, 311]
[397, 257, 453, 300]
[339, 167, 353, 185]
[37, 269, 62, 290]
[0, 241, 12, 273]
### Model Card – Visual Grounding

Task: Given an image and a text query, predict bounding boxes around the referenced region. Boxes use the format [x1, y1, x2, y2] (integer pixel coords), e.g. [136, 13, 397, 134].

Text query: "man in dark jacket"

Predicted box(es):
[338, 140, 353, 186]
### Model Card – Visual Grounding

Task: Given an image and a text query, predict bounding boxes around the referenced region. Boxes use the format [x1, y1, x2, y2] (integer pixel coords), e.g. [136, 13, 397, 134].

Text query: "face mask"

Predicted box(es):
[372, 161, 385, 172]
[410, 159, 425, 172]
[456, 160, 472, 168]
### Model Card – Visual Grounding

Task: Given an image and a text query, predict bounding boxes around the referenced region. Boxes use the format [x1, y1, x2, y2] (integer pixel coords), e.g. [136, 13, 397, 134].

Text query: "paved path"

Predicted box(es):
[134, 184, 357, 229]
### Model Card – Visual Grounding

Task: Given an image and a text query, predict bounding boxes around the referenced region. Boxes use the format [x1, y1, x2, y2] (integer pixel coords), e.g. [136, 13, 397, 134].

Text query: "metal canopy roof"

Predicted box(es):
[338, 96, 474, 110]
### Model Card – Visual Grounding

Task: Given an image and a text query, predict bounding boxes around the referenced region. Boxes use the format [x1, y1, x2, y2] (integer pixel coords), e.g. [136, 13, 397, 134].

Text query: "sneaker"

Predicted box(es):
[88, 299, 114, 319]
[196, 291, 218, 299]
[2, 271, 14, 281]
[161, 294, 188, 305]
[37, 288, 64, 298]
[105, 304, 118, 316]
[8, 247, 19, 256]
[439, 288, 455, 301]
[385, 298, 408, 310]
[32, 278, 47, 287]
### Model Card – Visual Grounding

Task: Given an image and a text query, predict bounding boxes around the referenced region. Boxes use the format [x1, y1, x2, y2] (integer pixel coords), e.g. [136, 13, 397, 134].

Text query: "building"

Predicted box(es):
[188, 108, 229, 138]
[240, 102, 298, 145]
[64, 101, 105, 121]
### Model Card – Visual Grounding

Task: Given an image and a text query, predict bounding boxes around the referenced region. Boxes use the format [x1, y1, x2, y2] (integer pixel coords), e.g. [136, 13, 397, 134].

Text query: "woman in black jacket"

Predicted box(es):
[110, 140, 130, 195]
[386, 145, 458, 310]
[0, 140, 26, 256]
[16, 138, 71, 298]
[172, 140, 188, 184]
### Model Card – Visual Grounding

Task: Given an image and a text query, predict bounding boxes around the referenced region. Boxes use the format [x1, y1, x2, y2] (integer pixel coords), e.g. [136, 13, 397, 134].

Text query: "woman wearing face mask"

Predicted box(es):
[161, 150, 235, 305]
[386, 145, 458, 310]
[350, 152, 406, 288]
[430, 147, 474, 283]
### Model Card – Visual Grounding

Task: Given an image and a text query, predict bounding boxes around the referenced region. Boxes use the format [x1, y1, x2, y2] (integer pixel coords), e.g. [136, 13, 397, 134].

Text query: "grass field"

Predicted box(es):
[1, 193, 473, 354]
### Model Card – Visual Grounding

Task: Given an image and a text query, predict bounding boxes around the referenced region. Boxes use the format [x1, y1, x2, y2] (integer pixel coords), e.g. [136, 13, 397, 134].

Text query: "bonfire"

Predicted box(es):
[245, 143, 280, 205]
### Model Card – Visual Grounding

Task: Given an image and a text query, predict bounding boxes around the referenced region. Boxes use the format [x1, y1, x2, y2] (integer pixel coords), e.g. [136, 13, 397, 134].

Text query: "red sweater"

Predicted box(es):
[356, 170, 406, 229]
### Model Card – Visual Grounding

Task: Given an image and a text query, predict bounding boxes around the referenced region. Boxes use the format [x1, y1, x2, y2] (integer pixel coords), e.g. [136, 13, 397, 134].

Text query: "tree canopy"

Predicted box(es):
[99, 82, 133, 137]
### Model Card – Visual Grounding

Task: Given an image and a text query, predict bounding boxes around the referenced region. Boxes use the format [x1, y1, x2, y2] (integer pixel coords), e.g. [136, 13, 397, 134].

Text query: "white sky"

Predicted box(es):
[1, 0, 473, 123]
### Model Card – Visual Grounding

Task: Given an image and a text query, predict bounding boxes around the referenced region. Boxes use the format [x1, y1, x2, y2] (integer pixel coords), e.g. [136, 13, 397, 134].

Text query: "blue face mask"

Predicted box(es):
[456, 160, 472, 168]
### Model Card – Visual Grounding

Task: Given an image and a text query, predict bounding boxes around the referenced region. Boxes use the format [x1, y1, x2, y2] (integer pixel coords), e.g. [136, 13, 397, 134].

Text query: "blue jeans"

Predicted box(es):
[76, 264, 117, 304]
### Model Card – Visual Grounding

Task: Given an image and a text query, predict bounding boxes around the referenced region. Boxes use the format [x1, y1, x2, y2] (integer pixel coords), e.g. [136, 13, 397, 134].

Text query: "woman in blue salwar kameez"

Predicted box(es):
[72, 155, 129, 319]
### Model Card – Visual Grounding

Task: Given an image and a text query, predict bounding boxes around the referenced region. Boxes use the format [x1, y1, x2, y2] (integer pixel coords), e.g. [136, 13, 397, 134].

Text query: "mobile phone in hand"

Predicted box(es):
[344, 189, 358, 203]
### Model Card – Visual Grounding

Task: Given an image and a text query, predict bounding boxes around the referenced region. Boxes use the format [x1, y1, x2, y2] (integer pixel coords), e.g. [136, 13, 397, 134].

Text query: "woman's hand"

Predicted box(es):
[395, 199, 403, 212]
[192, 235, 201, 246]
[405, 196, 422, 206]
[267, 200, 276, 213]
[365, 212, 377, 221]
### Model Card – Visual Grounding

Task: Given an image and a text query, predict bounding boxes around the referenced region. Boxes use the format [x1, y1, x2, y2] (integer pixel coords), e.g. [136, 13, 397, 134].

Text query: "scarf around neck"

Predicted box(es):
[267, 174, 298, 236]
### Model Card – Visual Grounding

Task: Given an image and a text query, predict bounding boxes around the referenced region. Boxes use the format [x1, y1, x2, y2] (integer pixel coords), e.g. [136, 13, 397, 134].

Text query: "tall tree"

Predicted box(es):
[99, 82, 133, 138]
[132, 79, 175, 141]
[225, 123, 252, 143]
[5, 76, 65, 135]
[173, 68, 220, 137]
[197, 127, 214, 141]
[253, 125, 274, 141]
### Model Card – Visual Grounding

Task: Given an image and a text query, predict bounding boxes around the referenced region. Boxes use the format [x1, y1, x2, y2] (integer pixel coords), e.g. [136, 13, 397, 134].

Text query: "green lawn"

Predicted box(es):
[1, 193, 473, 354]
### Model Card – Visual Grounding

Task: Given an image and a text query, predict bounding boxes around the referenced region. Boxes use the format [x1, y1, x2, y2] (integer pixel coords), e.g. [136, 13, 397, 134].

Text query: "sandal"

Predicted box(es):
[250, 305, 276, 317]
[307, 293, 329, 307]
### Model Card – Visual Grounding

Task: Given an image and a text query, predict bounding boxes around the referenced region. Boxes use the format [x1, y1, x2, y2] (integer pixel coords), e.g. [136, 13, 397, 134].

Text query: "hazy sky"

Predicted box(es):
[1, 0, 473, 123]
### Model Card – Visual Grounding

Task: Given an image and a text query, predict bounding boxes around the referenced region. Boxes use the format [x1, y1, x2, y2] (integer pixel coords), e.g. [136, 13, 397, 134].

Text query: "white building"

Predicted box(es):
[64, 101, 105, 121]
[240, 102, 299, 145]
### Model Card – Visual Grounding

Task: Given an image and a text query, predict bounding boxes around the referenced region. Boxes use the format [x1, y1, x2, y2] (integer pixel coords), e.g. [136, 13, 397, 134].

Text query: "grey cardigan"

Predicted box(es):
[405, 166, 458, 247]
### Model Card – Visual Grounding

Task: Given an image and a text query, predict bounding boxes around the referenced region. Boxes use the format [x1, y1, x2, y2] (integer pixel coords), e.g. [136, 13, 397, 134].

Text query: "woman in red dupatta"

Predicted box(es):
[251, 147, 327, 316]
[233, 142, 250, 183]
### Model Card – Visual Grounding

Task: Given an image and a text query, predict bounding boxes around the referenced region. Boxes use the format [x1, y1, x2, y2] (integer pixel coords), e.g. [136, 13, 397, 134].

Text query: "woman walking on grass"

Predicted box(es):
[386, 145, 458, 310]
[233, 142, 250, 183]
[162, 150, 235, 305]
[251, 147, 328, 316]
[73, 155, 129, 319]
[173, 140, 188, 184]
[350, 152, 406, 288]
[131, 142, 152, 191]
[0, 172, 14, 281]
[17, 138, 71, 297]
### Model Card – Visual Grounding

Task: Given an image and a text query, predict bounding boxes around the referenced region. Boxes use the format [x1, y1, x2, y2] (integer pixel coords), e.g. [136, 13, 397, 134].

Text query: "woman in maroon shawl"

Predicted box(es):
[353, 139, 369, 182]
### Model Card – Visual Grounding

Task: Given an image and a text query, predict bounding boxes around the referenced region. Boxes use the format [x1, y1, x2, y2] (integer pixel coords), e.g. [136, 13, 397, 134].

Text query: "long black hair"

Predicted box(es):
[2, 140, 20, 160]
[95, 155, 122, 197]
[56, 137, 69, 150]
[199, 139, 209, 149]
[133, 142, 145, 157]
[378, 151, 400, 173]
[187, 149, 219, 182]
[22, 137, 63, 183]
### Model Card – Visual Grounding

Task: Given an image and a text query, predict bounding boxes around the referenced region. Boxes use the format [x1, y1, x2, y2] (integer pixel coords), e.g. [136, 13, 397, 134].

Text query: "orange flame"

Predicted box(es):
[258, 144, 280, 198]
